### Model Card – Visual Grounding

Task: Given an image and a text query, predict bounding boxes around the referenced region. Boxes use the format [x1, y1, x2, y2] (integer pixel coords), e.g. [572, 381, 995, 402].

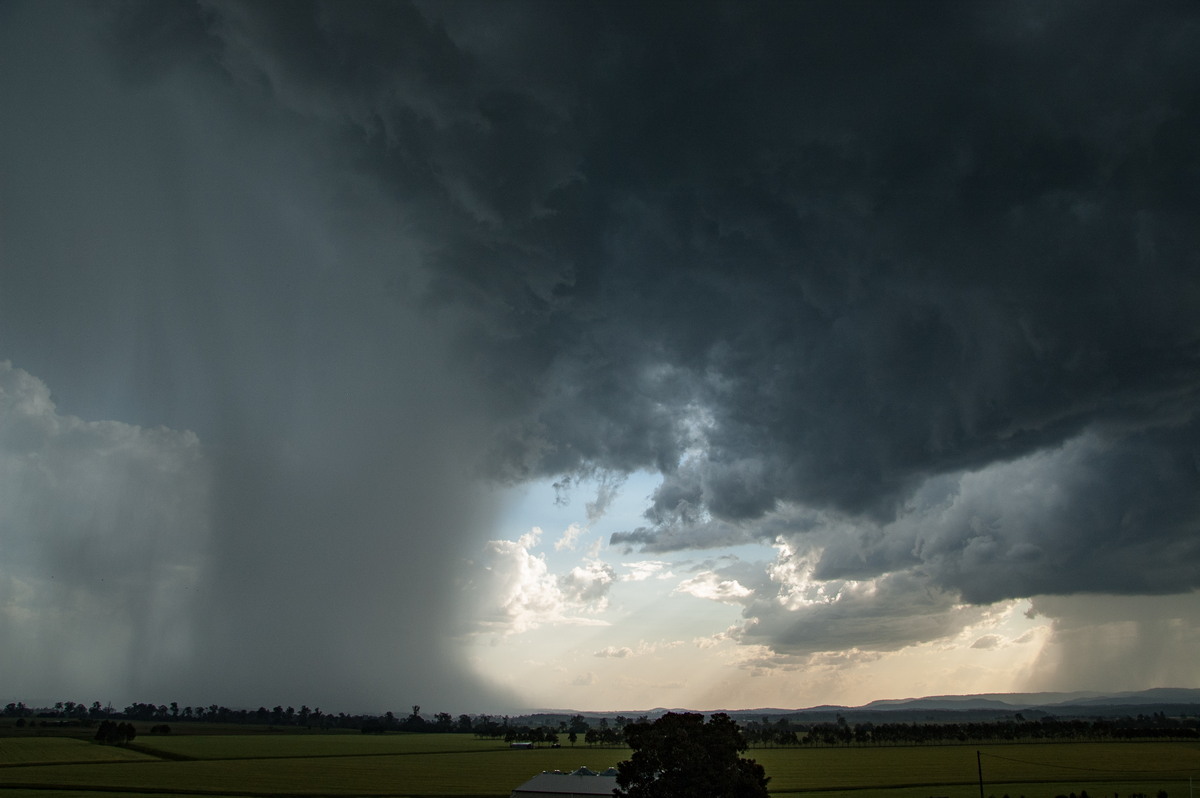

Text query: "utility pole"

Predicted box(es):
[977, 750, 984, 798]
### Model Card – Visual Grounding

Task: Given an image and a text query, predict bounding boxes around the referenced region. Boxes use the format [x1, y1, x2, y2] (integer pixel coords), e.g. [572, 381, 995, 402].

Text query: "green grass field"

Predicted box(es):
[753, 742, 1200, 795]
[0, 737, 157, 766]
[127, 731, 509, 760]
[0, 733, 1196, 796]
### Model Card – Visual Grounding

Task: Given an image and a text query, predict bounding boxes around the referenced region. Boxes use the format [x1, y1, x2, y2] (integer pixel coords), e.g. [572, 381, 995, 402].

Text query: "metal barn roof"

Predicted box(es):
[510, 768, 619, 797]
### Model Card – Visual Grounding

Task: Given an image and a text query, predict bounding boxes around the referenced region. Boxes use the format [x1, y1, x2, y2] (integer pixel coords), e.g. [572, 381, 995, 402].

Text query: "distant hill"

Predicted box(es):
[526, 688, 1200, 726]
[855, 687, 1200, 712]
[860, 691, 1102, 710]
[1046, 687, 1200, 707]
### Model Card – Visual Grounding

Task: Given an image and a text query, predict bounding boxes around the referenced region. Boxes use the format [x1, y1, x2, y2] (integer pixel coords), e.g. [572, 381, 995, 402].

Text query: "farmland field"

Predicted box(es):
[754, 742, 1200, 795]
[0, 733, 1196, 796]
[0, 737, 156, 766]
[128, 731, 508, 760]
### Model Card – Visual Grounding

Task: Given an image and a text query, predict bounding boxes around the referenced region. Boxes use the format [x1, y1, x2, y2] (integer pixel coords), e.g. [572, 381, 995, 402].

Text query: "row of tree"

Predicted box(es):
[5, 700, 1198, 745]
[3, 701, 443, 732]
[0, 701, 651, 740]
[737, 713, 1200, 746]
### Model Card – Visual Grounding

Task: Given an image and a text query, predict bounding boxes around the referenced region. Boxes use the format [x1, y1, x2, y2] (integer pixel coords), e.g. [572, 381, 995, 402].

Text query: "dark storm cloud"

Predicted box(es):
[402, 1, 1199, 526]
[4, 0, 1200, 702]
[114, 1, 1199, 521]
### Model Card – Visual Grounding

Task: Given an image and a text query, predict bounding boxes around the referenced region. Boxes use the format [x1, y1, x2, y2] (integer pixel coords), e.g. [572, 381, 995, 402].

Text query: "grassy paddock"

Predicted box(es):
[0, 737, 156, 766]
[755, 742, 1200, 796]
[0, 734, 1195, 796]
[0, 744, 627, 795]
[130, 732, 517, 760]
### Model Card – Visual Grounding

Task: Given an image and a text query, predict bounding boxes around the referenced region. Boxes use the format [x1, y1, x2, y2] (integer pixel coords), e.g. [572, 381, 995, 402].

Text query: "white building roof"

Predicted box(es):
[510, 768, 619, 797]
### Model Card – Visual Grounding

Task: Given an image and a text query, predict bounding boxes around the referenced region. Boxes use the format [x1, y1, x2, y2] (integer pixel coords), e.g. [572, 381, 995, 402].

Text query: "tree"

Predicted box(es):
[95, 721, 137, 745]
[403, 706, 426, 731]
[615, 712, 769, 798]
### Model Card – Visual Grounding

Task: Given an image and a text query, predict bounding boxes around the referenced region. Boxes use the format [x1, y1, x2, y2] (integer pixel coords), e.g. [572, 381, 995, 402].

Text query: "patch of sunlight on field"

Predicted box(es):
[132, 731, 514, 760]
[0, 737, 158, 765]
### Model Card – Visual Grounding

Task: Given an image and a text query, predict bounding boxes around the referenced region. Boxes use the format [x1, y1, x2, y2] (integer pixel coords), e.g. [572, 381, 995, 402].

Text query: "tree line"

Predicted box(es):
[4, 700, 1197, 745]
[4, 700, 360, 730]
[0, 701, 645, 742]
[738, 712, 1200, 746]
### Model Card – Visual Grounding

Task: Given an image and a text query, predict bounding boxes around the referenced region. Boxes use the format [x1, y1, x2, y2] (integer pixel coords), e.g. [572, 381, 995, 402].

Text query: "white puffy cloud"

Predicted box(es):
[674, 571, 754, 604]
[733, 540, 989, 657]
[559, 560, 616, 607]
[621, 560, 674, 582]
[693, 633, 729, 649]
[554, 522, 585, 551]
[594, 646, 633, 658]
[463, 528, 614, 634]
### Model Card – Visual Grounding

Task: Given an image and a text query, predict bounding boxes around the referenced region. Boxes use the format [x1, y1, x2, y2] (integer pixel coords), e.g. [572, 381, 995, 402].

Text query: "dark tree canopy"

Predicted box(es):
[616, 712, 770, 798]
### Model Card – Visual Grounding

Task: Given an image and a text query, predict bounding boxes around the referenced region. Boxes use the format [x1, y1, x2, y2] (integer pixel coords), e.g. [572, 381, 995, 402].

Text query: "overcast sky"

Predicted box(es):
[2, 0, 1198, 714]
